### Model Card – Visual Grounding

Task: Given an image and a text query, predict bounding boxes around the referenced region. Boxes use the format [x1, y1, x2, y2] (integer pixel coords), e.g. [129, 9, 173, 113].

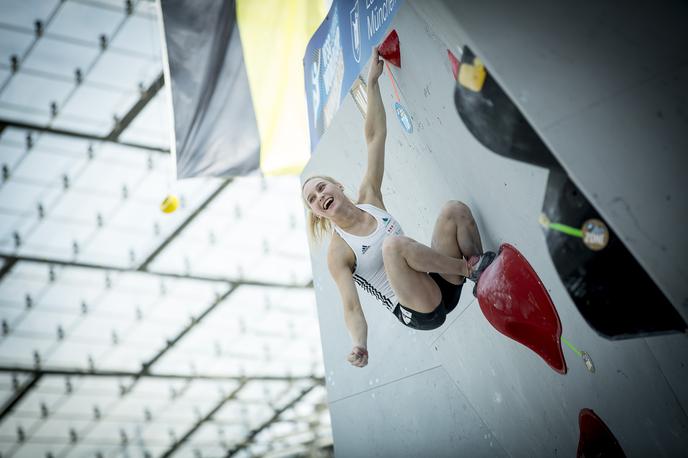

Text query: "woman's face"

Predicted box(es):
[303, 178, 345, 218]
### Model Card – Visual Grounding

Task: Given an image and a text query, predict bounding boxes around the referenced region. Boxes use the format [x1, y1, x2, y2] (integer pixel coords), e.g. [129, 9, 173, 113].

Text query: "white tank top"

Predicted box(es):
[333, 204, 404, 312]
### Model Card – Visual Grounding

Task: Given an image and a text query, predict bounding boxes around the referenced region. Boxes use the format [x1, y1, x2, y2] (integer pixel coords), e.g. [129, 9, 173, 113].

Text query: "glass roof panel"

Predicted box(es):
[56, 84, 139, 134]
[87, 48, 160, 91]
[117, 90, 170, 148]
[0, 27, 34, 63]
[0, 71, 73, 114]
[109, 14, 161, 59]
[22, 36, 100, 79]
[45, 1, 124, 43]
[0, 0, 61, 27]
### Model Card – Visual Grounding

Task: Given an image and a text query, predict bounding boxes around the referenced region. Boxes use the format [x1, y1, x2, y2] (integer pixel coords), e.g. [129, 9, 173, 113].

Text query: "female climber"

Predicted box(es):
[302, 47, 495, 368]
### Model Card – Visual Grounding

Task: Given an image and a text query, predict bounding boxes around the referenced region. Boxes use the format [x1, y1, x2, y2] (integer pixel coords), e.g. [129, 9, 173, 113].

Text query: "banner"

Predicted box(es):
[304, 0, 403, 152]
[160, 0, 327, 178]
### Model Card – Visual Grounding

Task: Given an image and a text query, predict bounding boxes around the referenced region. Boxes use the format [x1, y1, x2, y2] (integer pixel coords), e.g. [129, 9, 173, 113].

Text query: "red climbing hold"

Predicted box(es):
[577, 409, 626, 457]
[378, 29, 401, 68]
[447, 49, 460, 81]
[475, 243, 567, 374]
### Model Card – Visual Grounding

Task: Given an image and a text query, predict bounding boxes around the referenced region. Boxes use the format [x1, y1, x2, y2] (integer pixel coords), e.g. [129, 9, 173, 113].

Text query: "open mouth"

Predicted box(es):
[323, 197, 334, 210]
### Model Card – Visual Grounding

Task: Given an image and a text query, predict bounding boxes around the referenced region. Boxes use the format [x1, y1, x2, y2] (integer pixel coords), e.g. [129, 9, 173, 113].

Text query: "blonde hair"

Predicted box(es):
[302, 175, 349, 243]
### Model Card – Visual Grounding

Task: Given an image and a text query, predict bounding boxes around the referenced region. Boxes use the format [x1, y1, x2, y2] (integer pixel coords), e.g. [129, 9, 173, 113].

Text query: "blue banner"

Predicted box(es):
[304, 0, 403, 152]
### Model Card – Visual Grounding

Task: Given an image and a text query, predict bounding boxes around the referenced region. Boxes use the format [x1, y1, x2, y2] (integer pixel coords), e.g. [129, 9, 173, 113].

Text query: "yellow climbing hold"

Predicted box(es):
[458, 57, 486, 92]
[160, 194, 179, 213]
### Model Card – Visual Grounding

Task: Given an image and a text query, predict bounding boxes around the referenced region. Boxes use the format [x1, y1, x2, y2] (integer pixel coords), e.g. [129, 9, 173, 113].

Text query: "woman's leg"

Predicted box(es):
[382, 235, 469, 313]
[430, 201, 484, 285]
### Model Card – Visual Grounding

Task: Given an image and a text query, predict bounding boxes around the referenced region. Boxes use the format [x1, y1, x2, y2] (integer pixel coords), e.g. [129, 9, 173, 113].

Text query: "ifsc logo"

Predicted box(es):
[350, 0, 361, 63]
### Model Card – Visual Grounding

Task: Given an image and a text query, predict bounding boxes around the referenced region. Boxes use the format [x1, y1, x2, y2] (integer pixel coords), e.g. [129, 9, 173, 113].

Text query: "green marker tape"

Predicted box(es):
[561, 336, 596, 372]
[548, 223, 583, 238]
[561, 336, 582, 357]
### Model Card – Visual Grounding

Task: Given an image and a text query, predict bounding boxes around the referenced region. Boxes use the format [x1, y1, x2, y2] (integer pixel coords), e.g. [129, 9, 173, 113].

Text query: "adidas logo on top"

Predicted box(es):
[362, 245, 370, 255]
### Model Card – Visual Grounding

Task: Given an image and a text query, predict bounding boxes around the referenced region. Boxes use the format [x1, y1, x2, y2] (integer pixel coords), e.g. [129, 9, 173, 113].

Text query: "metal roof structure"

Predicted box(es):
[0, 1, 331, 457]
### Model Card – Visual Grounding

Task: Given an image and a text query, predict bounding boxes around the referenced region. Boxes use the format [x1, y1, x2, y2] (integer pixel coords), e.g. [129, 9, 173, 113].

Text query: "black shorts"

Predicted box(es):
[392, 273, 464, 331]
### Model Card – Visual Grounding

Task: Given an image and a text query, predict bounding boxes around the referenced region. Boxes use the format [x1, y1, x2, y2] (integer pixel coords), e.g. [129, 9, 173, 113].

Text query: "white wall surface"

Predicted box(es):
[302, 2, 688, 456]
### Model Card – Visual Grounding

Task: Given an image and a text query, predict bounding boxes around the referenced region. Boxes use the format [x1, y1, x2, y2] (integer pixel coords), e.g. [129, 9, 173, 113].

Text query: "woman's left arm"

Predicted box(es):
[358, 46, 386, 207]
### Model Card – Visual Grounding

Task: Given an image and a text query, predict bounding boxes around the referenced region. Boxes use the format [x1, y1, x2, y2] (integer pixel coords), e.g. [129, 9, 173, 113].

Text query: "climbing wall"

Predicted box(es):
[303, 1, 688, 456]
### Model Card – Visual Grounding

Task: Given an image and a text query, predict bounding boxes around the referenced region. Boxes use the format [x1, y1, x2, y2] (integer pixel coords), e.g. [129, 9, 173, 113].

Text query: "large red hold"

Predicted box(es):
[475, 243, 567, 374]
[378, 29, 401, 67]
[577, 409, 626, 457]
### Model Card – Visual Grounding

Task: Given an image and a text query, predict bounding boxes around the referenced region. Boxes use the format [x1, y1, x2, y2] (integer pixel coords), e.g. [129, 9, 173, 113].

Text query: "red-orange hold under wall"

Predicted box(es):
[378, 29, 401, 67]
[475, 243, 567, 374]
[577, 408, 626, 457]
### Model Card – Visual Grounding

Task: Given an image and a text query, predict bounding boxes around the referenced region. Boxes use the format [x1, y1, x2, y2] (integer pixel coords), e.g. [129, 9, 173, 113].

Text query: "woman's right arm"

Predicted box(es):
[328, 237, 369, 367]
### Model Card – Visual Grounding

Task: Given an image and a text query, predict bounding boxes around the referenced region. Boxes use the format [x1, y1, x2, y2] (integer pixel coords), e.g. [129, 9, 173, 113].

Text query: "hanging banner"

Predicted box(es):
[304, 0, 403, 152]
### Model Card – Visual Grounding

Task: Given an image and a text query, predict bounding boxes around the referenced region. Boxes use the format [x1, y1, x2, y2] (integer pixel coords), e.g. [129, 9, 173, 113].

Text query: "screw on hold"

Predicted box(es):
[75, 68, 83, 85]
[582, 351, 595, 373]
